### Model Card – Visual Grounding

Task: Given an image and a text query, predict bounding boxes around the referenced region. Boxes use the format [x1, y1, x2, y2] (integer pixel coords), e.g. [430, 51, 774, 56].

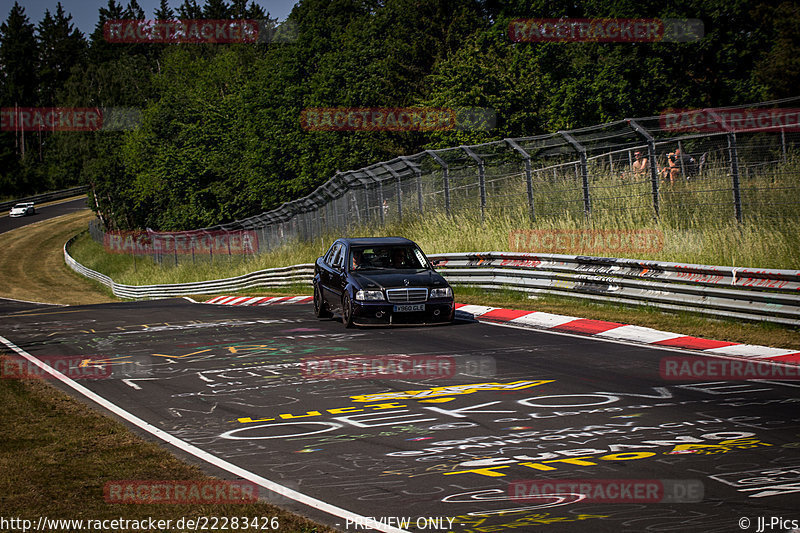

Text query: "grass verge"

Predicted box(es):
[0, 355, 336, 533]
[0, 210, 116, 305]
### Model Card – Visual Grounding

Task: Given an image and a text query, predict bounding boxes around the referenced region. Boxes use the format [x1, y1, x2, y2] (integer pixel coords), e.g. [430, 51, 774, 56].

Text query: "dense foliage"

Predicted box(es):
[1, 0, 797, 229]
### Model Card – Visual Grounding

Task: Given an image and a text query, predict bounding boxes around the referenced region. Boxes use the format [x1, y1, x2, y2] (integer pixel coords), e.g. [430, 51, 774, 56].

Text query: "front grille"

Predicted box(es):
[386, 288, 428, 303]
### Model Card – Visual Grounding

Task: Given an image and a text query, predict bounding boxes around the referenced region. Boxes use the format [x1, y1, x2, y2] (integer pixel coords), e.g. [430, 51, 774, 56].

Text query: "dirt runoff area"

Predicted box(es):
[0, 210, 115, 305]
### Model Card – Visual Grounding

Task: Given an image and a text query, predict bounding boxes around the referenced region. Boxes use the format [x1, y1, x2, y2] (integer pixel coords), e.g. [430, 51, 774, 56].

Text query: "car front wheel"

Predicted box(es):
[342, 293, 355, 328]
[314, 284, 332, 318]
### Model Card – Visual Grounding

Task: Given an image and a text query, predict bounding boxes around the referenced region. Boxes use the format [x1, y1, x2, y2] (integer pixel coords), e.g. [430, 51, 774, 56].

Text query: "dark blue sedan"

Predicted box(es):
[313, 237, 455, 327]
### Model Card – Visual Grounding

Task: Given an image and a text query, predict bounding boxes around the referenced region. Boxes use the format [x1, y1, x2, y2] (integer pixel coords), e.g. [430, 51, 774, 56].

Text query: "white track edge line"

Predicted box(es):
[0, 296, 66, 307]
[0, 335, 410, 533]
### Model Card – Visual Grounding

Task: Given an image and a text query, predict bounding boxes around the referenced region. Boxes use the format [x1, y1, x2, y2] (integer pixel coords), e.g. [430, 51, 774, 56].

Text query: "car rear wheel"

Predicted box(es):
[314, 285, 332, 318]
[342, 293, 355, 328]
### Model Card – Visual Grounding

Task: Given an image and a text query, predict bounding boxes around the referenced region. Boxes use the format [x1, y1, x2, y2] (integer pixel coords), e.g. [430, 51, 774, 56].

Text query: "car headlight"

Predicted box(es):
[430, 287, 452, 299]
[355, 290, 384, 301]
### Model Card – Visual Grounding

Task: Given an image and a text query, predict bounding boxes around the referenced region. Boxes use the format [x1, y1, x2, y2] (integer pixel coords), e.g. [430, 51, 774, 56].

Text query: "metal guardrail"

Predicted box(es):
[428, 252, 800, 326]
[1, 186, 88, 211]
[64, 233, 314, 299]
[66, 236, 799, 326]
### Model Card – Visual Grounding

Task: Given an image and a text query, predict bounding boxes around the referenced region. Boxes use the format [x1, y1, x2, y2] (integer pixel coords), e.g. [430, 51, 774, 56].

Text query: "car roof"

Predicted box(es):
[337, 237, 416, 247]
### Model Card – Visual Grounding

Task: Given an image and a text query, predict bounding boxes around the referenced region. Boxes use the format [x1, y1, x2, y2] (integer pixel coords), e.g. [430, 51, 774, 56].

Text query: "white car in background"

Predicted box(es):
[9, 202, 36, 217]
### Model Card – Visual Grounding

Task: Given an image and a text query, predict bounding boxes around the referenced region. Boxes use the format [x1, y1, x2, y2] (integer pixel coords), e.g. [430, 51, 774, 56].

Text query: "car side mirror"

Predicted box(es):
[430, 259, 442, 267]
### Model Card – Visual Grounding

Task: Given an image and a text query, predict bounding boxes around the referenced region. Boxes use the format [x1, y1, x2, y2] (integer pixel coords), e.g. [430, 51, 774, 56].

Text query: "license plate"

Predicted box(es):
[393, 304, 425, 312]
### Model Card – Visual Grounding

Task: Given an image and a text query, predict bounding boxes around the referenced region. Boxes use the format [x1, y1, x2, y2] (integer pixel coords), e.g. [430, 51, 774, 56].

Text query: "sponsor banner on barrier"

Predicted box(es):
[103, 480, 258, 504]
[300, 107, 496, 132]
[1, 355, 111, 380]
[0, 107, 142, 132]
[509, 229, 664, 255]
[660, 108, 800, 133]
[509, 478, 703, 503]
[509, 18, 703, 43]
[302, 355, 457, 380]
[103, 230, 258, 255]
[661, 357, 800, 381]
[103, 19, 296, 44]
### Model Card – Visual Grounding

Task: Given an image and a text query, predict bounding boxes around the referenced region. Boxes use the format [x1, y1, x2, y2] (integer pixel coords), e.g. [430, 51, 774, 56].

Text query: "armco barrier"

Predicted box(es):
[64, 233, 314, 299]
[65, 237, 799, 326]
[0, 185, 88, 211]
[427, 252, 800, 326]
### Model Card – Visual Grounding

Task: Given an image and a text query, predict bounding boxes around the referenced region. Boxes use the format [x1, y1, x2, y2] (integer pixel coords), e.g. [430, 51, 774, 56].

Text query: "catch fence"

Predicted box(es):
[89, 97, 800, 264]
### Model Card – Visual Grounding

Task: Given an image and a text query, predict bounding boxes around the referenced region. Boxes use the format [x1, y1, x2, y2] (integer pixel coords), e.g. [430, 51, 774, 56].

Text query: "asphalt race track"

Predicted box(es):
[0, 197, 88, 235]
[1, 297, 799, 532]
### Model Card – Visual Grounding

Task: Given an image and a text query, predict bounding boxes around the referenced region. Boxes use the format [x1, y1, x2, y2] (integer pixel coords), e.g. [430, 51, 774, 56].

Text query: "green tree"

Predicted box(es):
[0, 2, 39, 196]
[37, 3, 87, 107]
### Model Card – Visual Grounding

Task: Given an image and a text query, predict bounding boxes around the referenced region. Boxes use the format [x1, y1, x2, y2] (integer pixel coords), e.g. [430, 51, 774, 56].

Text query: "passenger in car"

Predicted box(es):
[351, 249, 362, 270]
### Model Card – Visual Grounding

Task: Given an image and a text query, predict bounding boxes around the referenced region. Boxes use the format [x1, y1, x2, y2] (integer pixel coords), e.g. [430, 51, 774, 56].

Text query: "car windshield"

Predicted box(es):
[350, 245, 429, 271]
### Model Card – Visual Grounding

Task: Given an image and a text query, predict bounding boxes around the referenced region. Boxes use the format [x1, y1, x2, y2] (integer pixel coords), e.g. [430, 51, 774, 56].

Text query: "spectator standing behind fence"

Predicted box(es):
[659, 148, 681, 185]
[624, 151, 649, 180]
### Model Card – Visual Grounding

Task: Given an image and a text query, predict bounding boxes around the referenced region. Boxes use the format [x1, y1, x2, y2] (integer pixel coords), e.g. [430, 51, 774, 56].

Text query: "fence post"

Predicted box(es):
[351, 191, 361, 224]
[381, 164, 404, 223]
[728, 132, 743, 223]
[677, 140, 687, 180]
[362, 185, 370, 222]
[627, 119, 660, 218]
[379, 182, 385, 225]
[365, 169, 384, 226]
[425, 150, 450, 216]
[705, 110, 743, 223]
[416, 169, 423, 214]
[400, 156, 423, 215]
[505, 138, 534, 222]
[331, 189, 339, 230]
[559, 131, 590, 218]
[306, 205, 313, 241]
[396, 174, 402, 222]
[461, 146, 485, 222]
[781, 127, 787, 163]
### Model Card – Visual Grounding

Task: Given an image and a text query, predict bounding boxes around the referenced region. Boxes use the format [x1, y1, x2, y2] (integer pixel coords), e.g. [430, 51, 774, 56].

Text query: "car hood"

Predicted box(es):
[351, 269, 448, 290]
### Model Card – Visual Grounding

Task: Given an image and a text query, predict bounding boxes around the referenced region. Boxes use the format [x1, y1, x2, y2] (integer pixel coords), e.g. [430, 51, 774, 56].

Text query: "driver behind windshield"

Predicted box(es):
[350, 246, 425, 270]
